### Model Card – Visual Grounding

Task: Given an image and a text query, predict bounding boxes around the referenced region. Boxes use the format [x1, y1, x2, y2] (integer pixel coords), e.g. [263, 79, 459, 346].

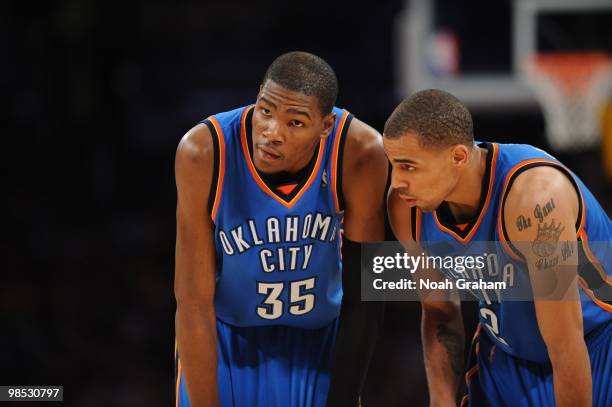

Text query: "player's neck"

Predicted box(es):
[445, 145, 488, 221]
[258, 141, 319, 186]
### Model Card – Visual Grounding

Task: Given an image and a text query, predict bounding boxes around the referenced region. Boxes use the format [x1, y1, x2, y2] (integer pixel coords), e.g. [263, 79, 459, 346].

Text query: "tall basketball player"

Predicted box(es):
[174, 52, 387, 406]
[385, 90, 610, 406]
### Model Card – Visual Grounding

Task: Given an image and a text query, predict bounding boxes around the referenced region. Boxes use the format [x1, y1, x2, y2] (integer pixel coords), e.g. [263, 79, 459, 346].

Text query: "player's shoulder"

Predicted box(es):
[174, 123, 218, 205]
[176, 123, 214, 166]
[506, 165, 576, 206]
[343, 116, 385, 170]
[502, 165, 579, 235]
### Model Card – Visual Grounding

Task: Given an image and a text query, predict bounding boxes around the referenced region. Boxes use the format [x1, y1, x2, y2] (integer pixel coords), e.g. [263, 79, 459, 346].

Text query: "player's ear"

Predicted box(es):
[320, 112, 336, 139]
[451, 144, 470, 167]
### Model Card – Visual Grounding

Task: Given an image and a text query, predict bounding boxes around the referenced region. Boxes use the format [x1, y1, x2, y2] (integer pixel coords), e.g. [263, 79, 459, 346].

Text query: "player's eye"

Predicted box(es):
[400, 164, 415, 172]
[261, 107, 271, 116]
[289, 120, 304, 128]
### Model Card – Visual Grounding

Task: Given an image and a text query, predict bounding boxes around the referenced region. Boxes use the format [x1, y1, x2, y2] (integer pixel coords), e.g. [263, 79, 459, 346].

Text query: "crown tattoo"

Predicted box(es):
[532, 219, 565, 258]
[536, 219, 564, 240]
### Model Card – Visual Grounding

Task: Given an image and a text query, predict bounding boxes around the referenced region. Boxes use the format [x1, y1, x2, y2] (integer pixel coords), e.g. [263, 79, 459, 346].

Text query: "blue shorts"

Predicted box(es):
[462, 321, 611, 407]
[176, 318, 339, 407]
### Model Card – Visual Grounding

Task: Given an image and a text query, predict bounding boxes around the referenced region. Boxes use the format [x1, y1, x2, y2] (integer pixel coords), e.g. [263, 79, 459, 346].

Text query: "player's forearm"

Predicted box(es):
[176, 304, 219, 407]
[421, 305, 464, 406]
[549, 338, 592, 407]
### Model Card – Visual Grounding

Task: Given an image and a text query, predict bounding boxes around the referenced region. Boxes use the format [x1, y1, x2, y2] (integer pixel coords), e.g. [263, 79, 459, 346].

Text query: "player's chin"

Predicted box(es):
[418, 201, 438, 212]
[254, 157, 285, 174]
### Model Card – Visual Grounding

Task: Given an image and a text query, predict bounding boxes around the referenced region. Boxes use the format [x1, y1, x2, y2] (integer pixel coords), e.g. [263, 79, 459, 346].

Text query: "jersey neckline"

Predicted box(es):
[239, 105, 326, 208]
[433, 142, 499, 243]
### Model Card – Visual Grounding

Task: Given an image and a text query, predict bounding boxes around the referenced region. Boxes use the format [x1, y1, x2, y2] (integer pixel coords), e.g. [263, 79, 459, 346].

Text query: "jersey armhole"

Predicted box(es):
[499, 162, 584, 260]
[201, 119, 222, 221]
[335, 113, 354, 213]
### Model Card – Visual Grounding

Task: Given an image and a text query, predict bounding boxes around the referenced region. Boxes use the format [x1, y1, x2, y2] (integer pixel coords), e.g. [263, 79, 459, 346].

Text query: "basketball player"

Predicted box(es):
[385, 89, 610, 406]
[174, 52, 387, 406]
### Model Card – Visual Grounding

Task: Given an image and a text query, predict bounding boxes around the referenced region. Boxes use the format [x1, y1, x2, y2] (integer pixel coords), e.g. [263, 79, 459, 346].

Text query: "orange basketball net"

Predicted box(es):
[527, 52, 611, 96]
[523, 52, 612, 151]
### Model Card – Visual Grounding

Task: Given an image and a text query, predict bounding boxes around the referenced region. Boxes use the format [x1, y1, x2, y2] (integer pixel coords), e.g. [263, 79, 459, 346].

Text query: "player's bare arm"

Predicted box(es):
[175, 124, 219, 407]
[387, 189, 464, 407]
[342, 118, 387, 241]
[326, 118, 387, 406]
[504, 166, 591, 407]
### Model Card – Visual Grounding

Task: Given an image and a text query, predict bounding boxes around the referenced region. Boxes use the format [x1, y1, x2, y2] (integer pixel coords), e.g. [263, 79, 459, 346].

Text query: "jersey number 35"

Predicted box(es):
[256, 277, 316, 320]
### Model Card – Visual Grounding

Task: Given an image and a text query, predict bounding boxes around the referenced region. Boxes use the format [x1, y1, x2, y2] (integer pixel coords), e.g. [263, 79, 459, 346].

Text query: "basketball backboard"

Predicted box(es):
[395, 0, 612, 110]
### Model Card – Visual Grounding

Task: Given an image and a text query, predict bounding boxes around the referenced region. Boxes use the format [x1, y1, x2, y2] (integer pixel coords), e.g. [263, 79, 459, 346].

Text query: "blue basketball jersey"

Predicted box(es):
[463, 319, 611, 407]
[417, 142, 611, 362]
[202, 105, 352, 329]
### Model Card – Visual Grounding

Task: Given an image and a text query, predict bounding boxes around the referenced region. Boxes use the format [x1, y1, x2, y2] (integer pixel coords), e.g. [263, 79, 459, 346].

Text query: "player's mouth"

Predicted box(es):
[256, 145, 282, 162]
[398, 192, 418, 206]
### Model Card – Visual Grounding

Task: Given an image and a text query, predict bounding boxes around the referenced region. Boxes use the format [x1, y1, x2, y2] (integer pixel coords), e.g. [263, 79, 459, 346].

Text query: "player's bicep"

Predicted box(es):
[503, 167, 584, 345]
[503, 166, 579, 270]
[174, 124, 218, 305]
[342, 119, 388, 242]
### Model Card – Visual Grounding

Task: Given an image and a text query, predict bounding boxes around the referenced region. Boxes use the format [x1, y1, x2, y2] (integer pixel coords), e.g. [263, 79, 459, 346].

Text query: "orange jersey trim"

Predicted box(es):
[330, 110, 350, 213]
[434, 143, 499, 243]
[496, 157, 587, 262]
[276, 183, 298, 195]
[175, 357, 182, 407]
[578, 230, 611, 285]
[240, 105, 326, 209]
[578, 229, 611, 313]
[496, 158, 586, 241]
[465, 364, 478, 384]
[208, 116, 226, 222]
[471, 323, 482, 344]
[578, 277, 612, 313]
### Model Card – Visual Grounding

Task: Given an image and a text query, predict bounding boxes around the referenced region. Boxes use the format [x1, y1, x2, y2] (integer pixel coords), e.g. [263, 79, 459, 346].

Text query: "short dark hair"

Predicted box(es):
[263, 51, 338, 115]
[383, 89, 474, 148]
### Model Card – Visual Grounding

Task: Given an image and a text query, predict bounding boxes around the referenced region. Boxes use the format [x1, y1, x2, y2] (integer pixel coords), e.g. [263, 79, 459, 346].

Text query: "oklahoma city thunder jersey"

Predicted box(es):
[416, 142, 611, 362]
[201, 105, 352, 330]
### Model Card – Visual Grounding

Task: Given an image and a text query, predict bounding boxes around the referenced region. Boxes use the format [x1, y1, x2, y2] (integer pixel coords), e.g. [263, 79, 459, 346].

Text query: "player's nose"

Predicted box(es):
[390, 171, 409, 191]
[262, 120, 284, 145]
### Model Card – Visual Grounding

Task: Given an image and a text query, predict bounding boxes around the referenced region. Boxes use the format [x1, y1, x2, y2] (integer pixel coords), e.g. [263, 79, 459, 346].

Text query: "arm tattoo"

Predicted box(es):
[532, 219, 564, 258]
[516, 215, 532, 231]
[561, 241, 574, 261]
[536, 255, 559, 270]
[533, 198, 556, 223]
[437, 323, 464, 377]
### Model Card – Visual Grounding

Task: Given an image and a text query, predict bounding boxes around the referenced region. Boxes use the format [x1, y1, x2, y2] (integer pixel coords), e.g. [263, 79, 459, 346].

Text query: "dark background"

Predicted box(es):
[4, 0, 611, 406]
